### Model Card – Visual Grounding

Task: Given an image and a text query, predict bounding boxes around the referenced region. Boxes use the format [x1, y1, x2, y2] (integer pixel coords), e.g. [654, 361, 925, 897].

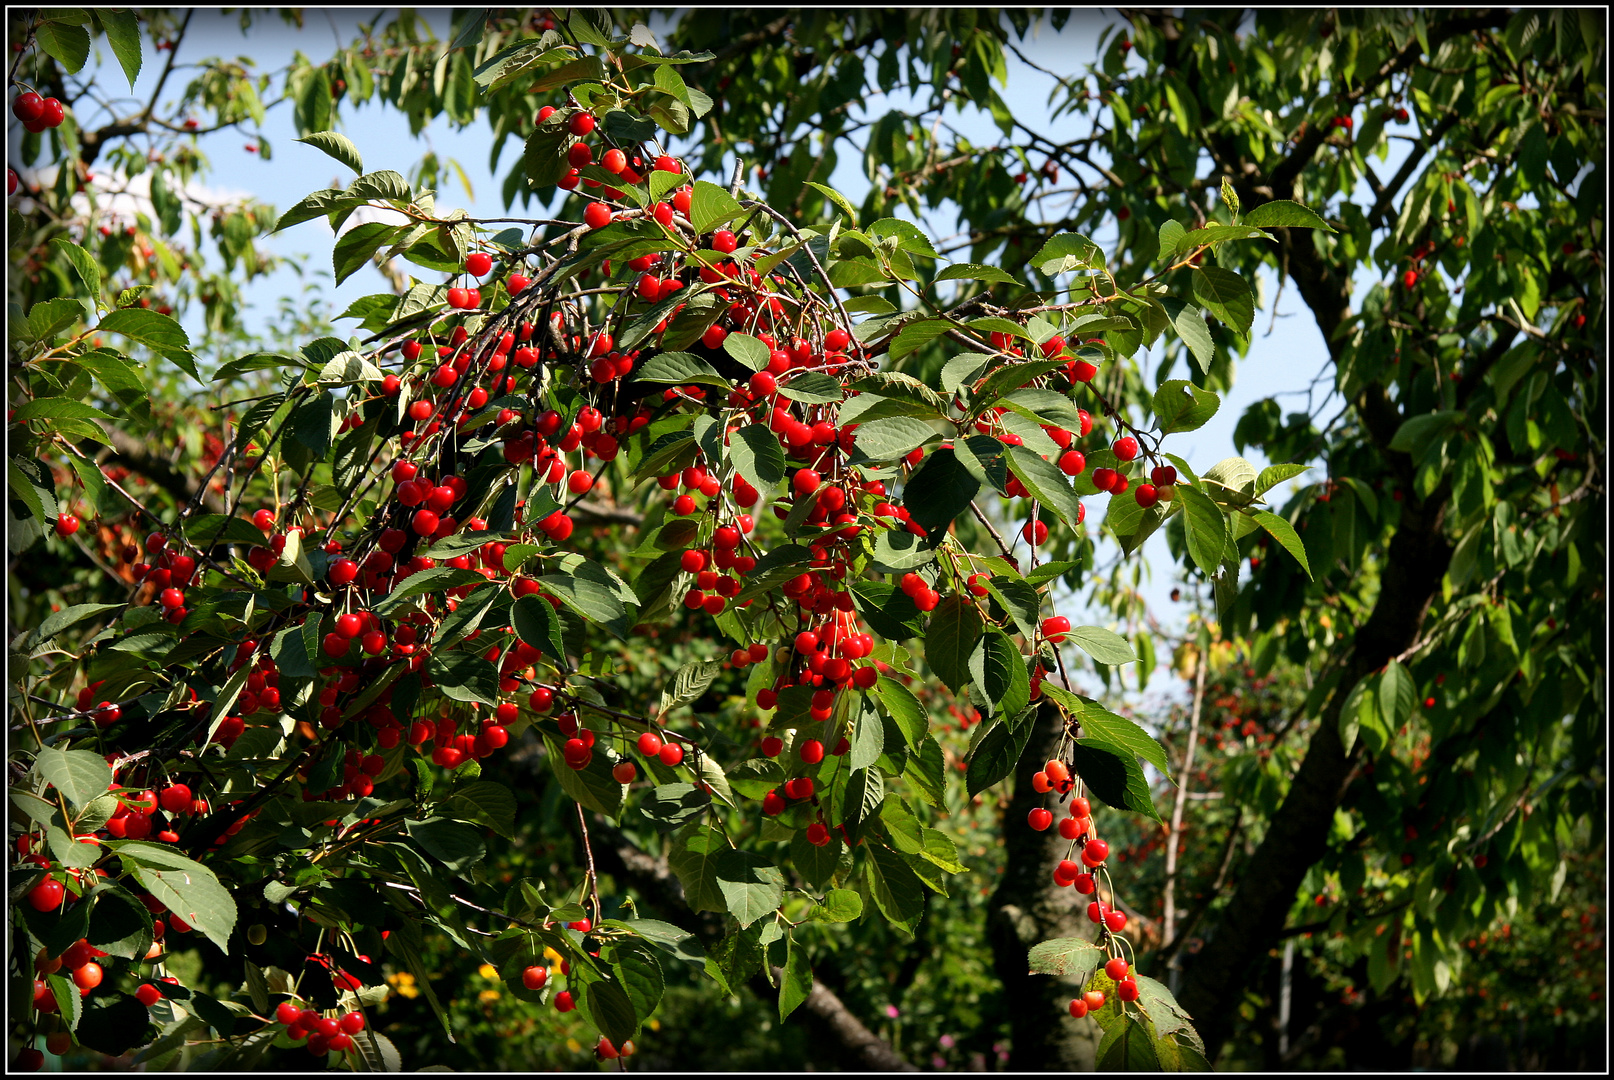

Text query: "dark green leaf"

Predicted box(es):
[925, 592, 981, 694]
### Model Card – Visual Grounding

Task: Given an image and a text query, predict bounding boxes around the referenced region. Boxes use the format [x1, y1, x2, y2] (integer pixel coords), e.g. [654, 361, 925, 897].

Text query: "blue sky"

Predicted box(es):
[63, 10, 1386, 697]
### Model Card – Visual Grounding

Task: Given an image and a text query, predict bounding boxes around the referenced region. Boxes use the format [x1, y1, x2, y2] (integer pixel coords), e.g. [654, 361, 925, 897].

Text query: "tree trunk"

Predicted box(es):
[987, 699, 1103, 1070]
[1177, 493, 1454, 1058]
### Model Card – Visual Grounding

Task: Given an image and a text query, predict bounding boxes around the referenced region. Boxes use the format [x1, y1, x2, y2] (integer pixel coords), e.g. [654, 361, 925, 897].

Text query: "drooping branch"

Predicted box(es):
[584, 818, 916, 1071]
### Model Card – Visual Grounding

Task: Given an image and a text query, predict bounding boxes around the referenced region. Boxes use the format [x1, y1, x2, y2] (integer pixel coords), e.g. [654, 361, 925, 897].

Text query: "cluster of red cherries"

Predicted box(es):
[1022, 755, 1145, 1015]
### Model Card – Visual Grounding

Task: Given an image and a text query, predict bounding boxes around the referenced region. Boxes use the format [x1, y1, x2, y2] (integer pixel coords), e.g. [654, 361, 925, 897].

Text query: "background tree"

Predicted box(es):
[8, 7, 1604, 1072]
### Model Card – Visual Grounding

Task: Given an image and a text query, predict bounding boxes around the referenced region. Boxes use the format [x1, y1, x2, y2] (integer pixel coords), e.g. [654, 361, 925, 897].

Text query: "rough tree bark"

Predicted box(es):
[986, 699, 1103, 1070]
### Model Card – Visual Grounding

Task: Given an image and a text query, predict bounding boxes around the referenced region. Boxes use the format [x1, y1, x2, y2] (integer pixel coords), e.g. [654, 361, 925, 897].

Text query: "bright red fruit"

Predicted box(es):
[465, 252, 493, 277]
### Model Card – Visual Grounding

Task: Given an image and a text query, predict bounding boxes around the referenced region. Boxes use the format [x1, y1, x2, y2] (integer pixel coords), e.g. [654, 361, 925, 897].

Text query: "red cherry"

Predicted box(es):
[522, 965, 548, 990]
[657, 742, 684, 767]
[158, 784, 192, 813]
[39, 98, 64, 127]
[1082, 838, 1109, 866]
[55, 513, 81, 537]
[636, 731, 663, 756]
[601, 148, 627, 174]
[1105, 957, 1130, 980]
[799, 739, 825, 765]
[1105, 910, 1128, 933]
[28, 878, 64, 912]
[1112, 436, 1139, 461]
[1027, 808, 1053, 831]
[465, 252, 493, 277]
[584, 202, 612, 229]
[13, 92, 44, 123]
[568, 112, 596, 136]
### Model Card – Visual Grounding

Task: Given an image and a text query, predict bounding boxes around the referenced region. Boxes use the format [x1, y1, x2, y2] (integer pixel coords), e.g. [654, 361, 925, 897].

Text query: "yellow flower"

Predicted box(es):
[648, 1018, 661, 1032]
[478, 989, 501, 1004]
[478, 963, 499, 981]
[543, 946, 564, 965]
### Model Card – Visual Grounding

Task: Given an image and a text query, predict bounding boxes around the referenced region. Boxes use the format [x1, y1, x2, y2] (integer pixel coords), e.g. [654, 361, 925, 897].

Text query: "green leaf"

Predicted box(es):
[1157, 220, 1187, 262]
[1251, 509, 1312, 578]
[1030, 232, 1101, 275]
[36, 19, 91, 73]
[374, 567, 486, 614]
[96, 308, 196, 379]
[77, 991, 153, 1056]
[1379, 660, 1415, 728]
[1160, 298, 1215, 375]
[853, 417, 937, 460]
[1191, 266, 1254, 337]
[840, 766, 884, 840]
[1047, 688, 1170, 776]
[634, 350, 731, 388]
[1254, 463, 1310, 496]
[969, 626, 1030, 718]
[777, 371, 843, 404]
[296, 131, 364, 175]
[583, 978, 639, 1048]
[871, 677, 925, 749]
[848, 702, 886, 771]
[1178, 484, 1232, 575]
[1068, 738, 1161, 821]
[614, 918, 705, 966]
[27, 602, 123, 647]
[803, 181, 860, 222]
[512, 593, 565, 663]
[865, 843, 925, 936]
[1027, 936, 1104, 977]
[712, 849, 785, 929]
[33, 747, 112, 808]
[541, 733, 626, 817]
[812, 888, 863, 923]
[791, 829, 844, 891]
[659, 660, 725, 714]
[966, 707, 1036, 797]
[1003, 444, 1086, 532]
[779, 937, 813, 1020]
[12, 398, 115, 422]
[640, 783, 710, 832]
[439, 781, 517, 839]
[405, 817, 487, 873]
[608, 938, 664, 1027]
[50, 237, 101, 301]
[721, 332, 769, 372]
[1068, 626, 1137, 666]
[1152, 379, 1220, 435]
[729, 425, 786, 492]
[1242, 199, 1335, 231]
[925, 592, 982, 694]
[111, 841, 239, 952]
[1173, 224, 1272, 256]
[690, 180, 742, 234]
[332, 221, 399, 285]
[1096, 1013, 1162, 1070]
[903, 448, 980, 537]
[85, 881, 155, 962]
[935, 262, 1023, 285]
[100, 9, 143, 89]
[667, 825, 730, 914]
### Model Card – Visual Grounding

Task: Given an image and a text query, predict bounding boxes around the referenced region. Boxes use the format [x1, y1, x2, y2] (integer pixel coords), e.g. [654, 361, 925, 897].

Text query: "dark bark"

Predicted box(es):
[986, 700, 1102, 1071]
